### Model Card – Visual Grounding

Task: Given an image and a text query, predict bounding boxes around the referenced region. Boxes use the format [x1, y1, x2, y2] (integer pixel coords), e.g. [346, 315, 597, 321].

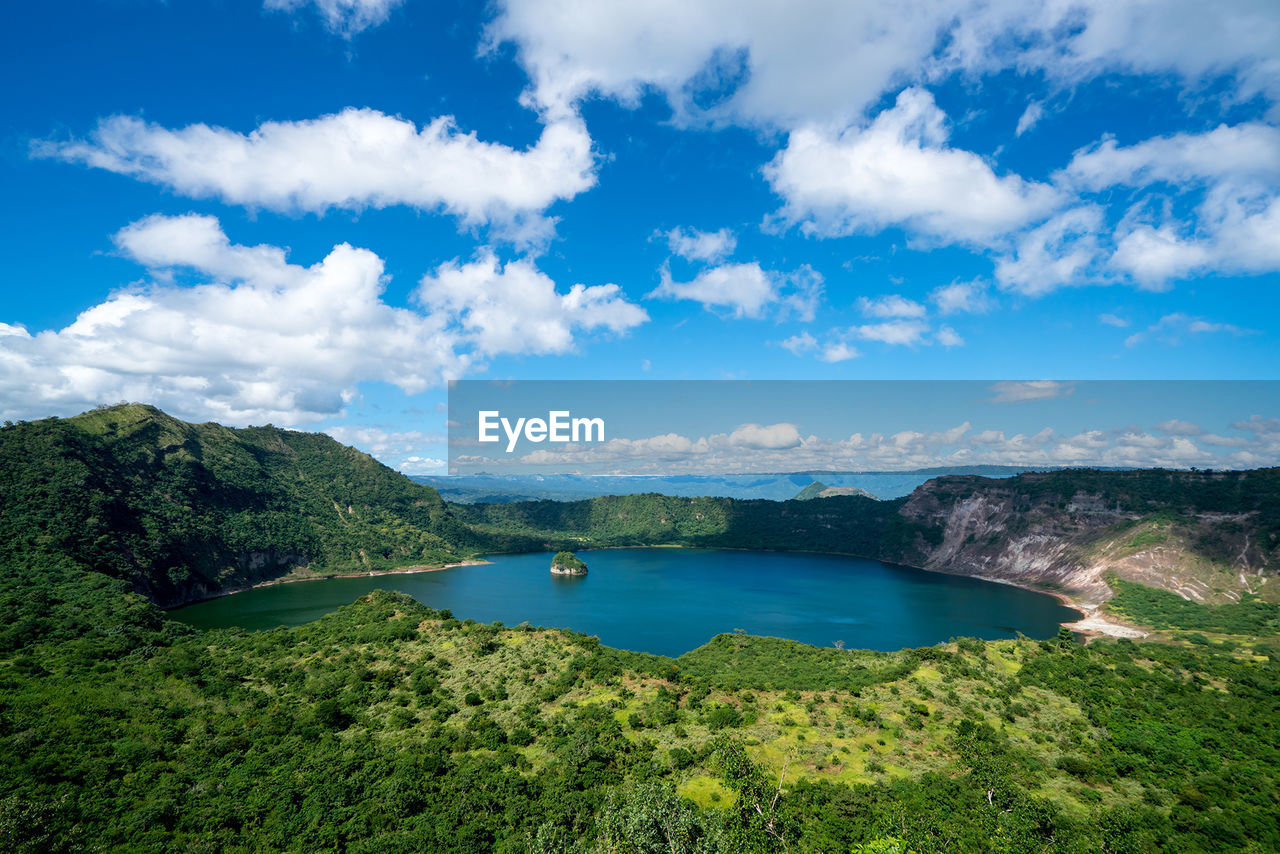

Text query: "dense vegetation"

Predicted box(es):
[0, 405, 530, 607]
[1107, 578, 1280, 636]
[3, 580, 1278, 852]
[454, 492, 934, 562]
[552, 551, 589, 574]
[3, 407, 1280, 851]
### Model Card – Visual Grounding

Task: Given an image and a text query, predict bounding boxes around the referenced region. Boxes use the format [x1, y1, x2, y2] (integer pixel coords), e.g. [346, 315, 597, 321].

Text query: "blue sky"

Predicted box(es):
[2, 0, 1279, 473]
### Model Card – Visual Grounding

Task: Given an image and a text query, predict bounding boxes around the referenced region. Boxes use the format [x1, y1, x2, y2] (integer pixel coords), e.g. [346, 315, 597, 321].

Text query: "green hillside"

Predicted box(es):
[0, 404, 498, 607]
[453, 491, 932, 560]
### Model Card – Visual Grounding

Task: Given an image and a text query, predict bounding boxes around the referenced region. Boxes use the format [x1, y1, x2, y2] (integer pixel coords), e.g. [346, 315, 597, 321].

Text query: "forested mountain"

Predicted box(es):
[0, 404, 511, 607]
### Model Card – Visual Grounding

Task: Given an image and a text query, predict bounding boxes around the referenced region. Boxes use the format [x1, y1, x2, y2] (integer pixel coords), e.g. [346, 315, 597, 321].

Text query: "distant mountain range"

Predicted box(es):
[415, 466, 1118, 503]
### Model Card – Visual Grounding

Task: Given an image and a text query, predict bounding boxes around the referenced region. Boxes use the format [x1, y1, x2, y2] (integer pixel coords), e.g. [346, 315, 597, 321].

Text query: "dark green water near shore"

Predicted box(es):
[170, 548, 1079, 656]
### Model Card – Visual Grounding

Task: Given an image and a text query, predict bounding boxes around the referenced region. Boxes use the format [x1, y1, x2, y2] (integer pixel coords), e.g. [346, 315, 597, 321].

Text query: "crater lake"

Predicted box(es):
[169, 549, 1080, 655]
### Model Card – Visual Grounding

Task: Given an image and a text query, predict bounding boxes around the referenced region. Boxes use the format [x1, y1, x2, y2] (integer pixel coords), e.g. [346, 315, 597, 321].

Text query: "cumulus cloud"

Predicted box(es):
[1109, 224, 1212, 286]
[779, 331, 818, 356]
[649, 262, 775, 318]
[0, 214, 646, 425]
[264, 0, 403, 36]
[729, 422, 802, 450]
[1054, 123, 1280, 288]
[35, 110, 595, 245]
[649, 262, 823, 321]
[417, 253, 648, 356]
[1061, 123, 1280, 191]
[855, 319, 931, 347]
[930, 280, 992, 315]
[488, 0, 1280, 126]
[994, 206, 1104, 295]
[481, 1, 1280, 294]
[820, 341, 859, 363]
[785, 309, 964, 359]
[665, 226, 737, 262]
[857, 294, 926, 319]
[1156, 419, 1203, 436]
[765, 88, 1062, 247]
[936, 326, 964, 347]
[1109, 190, 1280, 286]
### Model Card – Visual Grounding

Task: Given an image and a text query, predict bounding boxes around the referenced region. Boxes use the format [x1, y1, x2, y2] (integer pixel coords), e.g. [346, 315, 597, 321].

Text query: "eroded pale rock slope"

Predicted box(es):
[896, 474, 1277, 610]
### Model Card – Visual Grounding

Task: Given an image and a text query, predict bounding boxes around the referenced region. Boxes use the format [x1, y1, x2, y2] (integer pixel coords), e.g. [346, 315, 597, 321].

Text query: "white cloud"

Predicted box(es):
[994, 206, 1104, 295]
[1054, 123, 1280, 288]
[857, 294, 926, 319]
[264, 0, 403, 36]
[820, 341, 859, 363]
[1015, 101, 1044, 137]
[396, 456, 448, 475]
[1062, 123, 1280, 191]
[417, 253, 647, 357]
[936, 326, 964, 347]
[323, 425, 447, 458]
[855, 319, 931, 347]
[1109, 224, 1212, 287]
[649, 262, 775, 318]
[930, 279, 992, 315]
[988, 380, 1074, 404]
[944, 0, 1280, 114]
[779, 331, 817, 355]
[1124, 313, 1252, 348]
[487, 1, 962, 126]
[475, 415, 1280, 474]
[665, 226, 737, 262]
[1107, 186, 1280, 286]
[323, 425, 449, 474]
[1233, 415, 1280, 435]
[488, 0, 1280, 127]
[765, 88, 1063, 248]
[1099, 313, 1129, 328]
[36, 110, 595, 244]
[776, 265, 825, 323]
[0, 215, 645, 425]
[729, 422, 802, 450]
[0, 215, 456, 424]
[649, 262, 822, 321]
[1156, 419, 1202, 436]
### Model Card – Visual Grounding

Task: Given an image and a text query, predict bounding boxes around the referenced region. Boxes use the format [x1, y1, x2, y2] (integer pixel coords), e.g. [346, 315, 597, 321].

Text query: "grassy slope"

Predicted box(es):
[2, 589, 1277, 852]
[0, 405, 500, 606]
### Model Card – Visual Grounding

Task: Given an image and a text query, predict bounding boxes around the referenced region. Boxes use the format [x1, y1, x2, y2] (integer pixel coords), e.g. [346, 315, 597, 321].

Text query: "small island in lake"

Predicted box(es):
[550, 551, 588, 576]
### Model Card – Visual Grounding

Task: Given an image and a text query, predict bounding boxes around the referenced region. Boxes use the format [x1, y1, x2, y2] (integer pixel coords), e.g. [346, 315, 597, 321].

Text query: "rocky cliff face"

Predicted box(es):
[895, 474, 1278, 607]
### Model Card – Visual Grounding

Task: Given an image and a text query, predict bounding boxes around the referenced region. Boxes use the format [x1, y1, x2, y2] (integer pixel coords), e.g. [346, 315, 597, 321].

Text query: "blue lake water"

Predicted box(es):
[169, 548, 1079, 657]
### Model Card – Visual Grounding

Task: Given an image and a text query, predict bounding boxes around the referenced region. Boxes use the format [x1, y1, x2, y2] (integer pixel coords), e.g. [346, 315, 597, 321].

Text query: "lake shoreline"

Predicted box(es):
[169, 544, 1131, 645]
[563, 543, 1148, 643]
[165, 559, 492, 610]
